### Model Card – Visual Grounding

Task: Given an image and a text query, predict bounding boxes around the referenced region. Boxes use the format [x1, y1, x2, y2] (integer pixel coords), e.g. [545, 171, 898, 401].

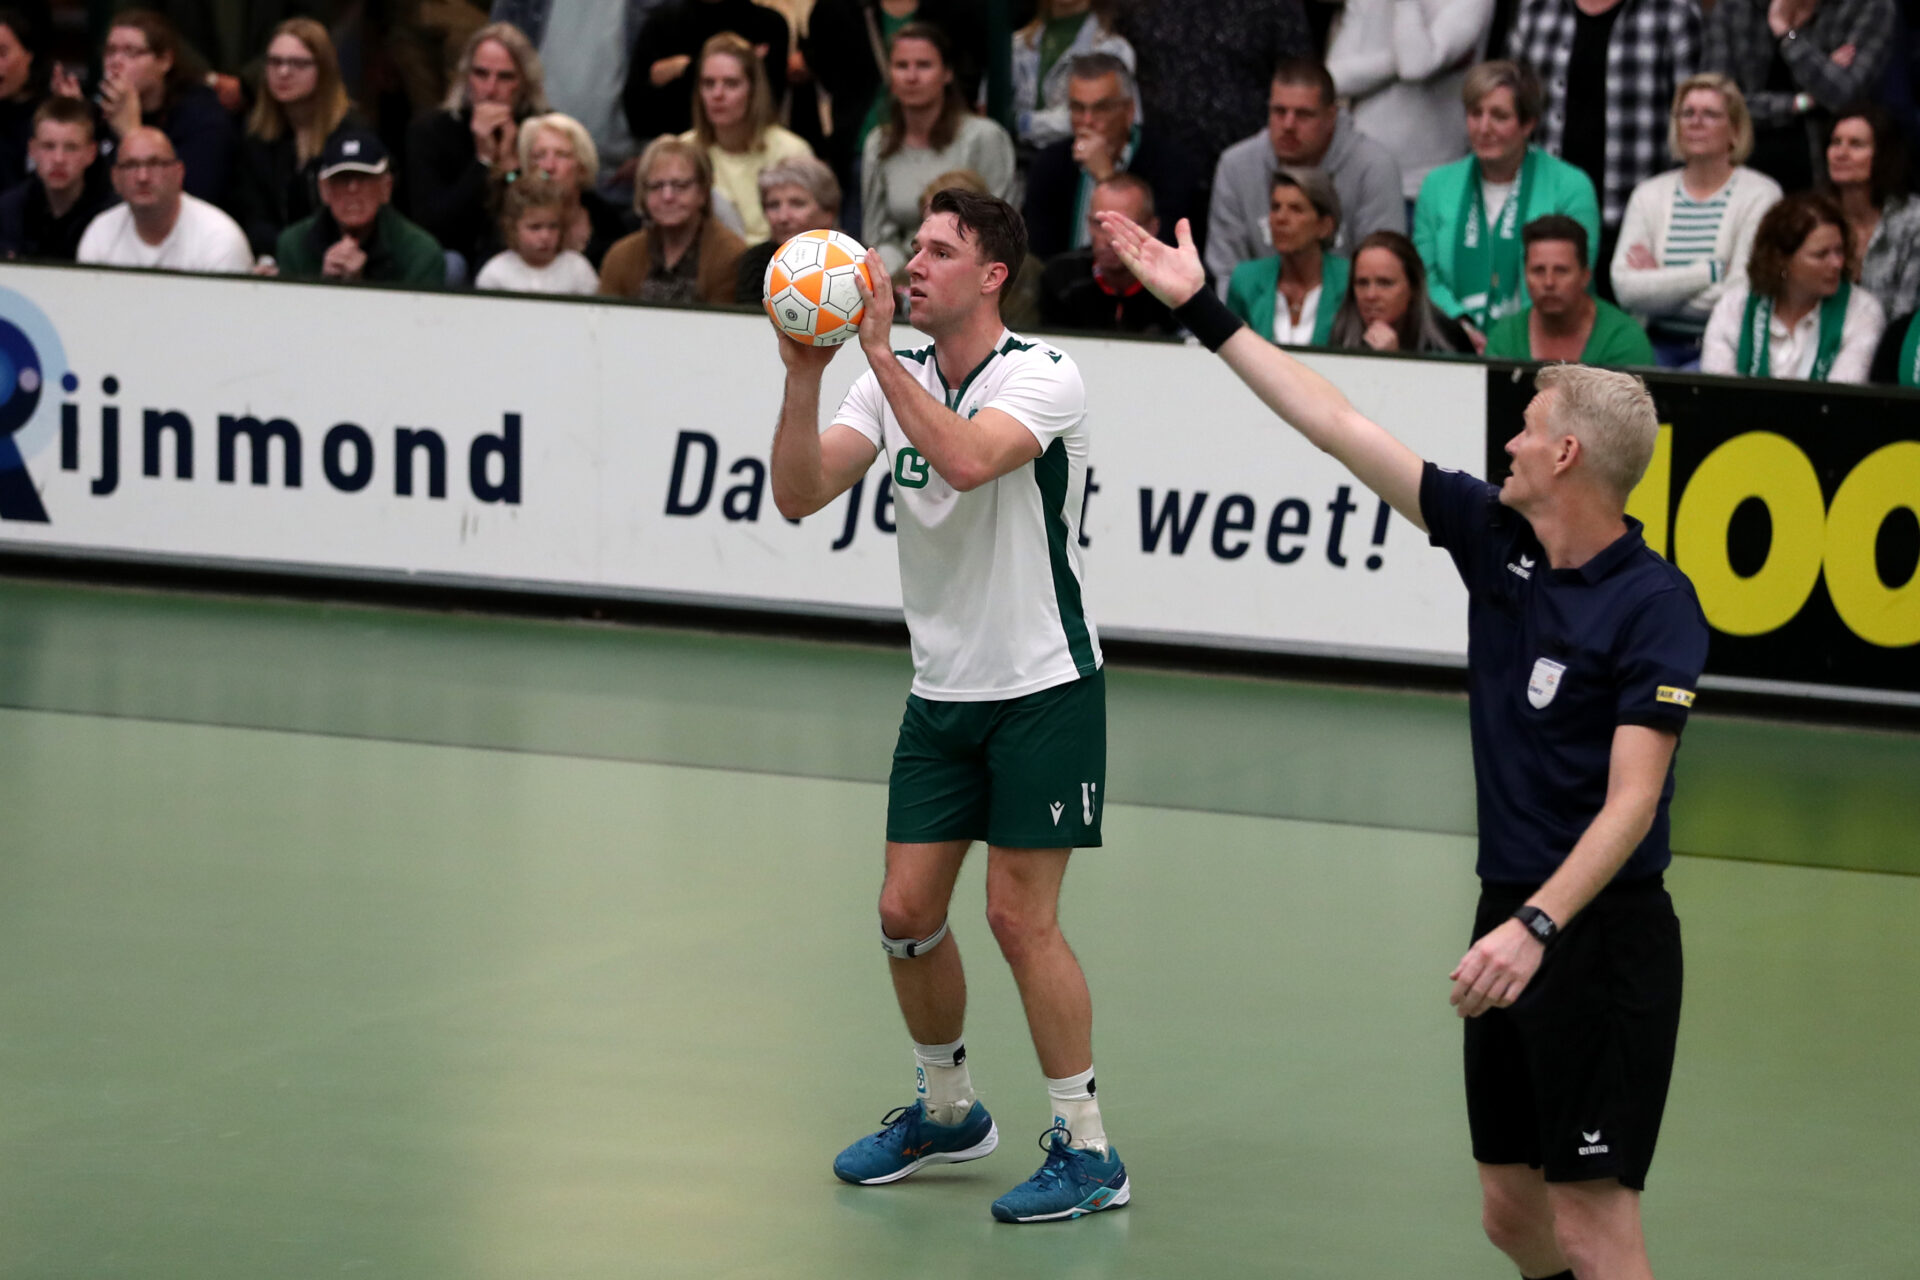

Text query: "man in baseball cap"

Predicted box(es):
[274, 128, 445, 285]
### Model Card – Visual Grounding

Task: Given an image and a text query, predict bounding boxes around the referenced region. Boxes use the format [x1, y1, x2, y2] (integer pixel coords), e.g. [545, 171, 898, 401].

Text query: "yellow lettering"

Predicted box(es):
[1673, 433, 1825, 636]
[1822, 441, 1920, 648]
[1625, 424, 1673, 558]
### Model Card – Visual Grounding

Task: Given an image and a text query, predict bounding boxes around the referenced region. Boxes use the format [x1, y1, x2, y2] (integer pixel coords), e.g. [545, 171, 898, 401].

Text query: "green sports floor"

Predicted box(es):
[1, 577, 1915, 1279]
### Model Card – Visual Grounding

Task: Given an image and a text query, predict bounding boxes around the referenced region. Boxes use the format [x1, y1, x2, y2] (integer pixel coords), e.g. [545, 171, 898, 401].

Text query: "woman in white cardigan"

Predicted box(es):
[1326, 0, 1495, 206]
[1612, 75, 1783, 369]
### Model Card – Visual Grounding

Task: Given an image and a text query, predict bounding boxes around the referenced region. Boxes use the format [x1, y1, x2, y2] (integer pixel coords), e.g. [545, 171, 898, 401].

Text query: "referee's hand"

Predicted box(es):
[1094, 212, 1205, 308]
[1449, 919, 1545, 1018]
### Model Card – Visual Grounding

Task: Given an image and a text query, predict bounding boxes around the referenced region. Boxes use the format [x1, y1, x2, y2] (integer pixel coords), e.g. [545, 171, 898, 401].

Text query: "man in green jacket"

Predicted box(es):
[274, 130, 445, 286]
[1485, 216, 1654, 367]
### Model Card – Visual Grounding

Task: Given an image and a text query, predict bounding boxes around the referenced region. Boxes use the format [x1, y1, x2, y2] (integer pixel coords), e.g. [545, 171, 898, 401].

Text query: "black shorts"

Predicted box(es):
[1463, 877, 1683, 1190]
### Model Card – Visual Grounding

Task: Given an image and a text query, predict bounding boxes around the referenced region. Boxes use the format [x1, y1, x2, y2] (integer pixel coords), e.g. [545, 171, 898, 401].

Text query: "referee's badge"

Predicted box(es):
[1527, 657, 1567, 709]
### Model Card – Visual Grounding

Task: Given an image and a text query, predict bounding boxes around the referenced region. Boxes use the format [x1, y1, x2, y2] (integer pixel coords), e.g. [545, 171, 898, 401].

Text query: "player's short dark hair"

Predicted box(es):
[927, 187, 1027, 284]
[1522, 214, 1589, 265]
[1271, 56, 1336, 108]
[32, 95, 94, 142]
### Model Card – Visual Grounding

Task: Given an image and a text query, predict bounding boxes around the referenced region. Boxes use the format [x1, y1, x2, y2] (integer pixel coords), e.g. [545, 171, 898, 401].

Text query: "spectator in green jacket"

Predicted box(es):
[1412, 60, 1599, 351]
[1484, 215, 1655, 366]
[274, 128, 445, 286]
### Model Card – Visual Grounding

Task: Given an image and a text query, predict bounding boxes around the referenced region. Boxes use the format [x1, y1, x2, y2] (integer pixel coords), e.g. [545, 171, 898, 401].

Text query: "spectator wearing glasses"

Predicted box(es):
[0, 96, 116, 260]
[234, 19, 362, 261]
[517, 111, 631, 269]
[1612, 75, 1782, 369]
[599, 134, 745, 305]
[1009, 0, 1135, 151]
[1702, 190, 1884, 382]
[1484, 214, 1656, 365]
[1023, 51, 1203, 262]
[406, 22, 550, 279]
[274, 129, 445, 286]
[681, 31, 814, 246]
[76, 125, 250, 272]
[58, 9, 236, 208]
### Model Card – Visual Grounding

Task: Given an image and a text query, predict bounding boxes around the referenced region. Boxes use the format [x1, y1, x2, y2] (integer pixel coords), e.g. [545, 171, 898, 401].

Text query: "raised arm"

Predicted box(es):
[1099, 212, 1429, 531]
[770, 337, 879, 520]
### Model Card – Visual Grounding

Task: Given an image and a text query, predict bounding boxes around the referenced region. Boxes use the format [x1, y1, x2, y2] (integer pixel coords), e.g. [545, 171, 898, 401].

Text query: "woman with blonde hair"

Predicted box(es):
[406, 21, 550, 276]
[1612, 74, 1783, 368]
[517, 112, 631, 268]
[681, 32, 813, 244]
[234, 18, 359, 259]
[599, 135, 746, 306]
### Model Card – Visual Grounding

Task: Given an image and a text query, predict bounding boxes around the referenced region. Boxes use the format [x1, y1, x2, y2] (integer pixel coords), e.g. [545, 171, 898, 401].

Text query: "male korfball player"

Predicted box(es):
[1098, 209, 1707, 1277]
[768, 189, 1126, 1223]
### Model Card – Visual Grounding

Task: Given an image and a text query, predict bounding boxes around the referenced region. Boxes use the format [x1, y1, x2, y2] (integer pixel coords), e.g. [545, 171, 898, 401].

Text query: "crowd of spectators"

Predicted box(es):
[1, 0, 1917, 388]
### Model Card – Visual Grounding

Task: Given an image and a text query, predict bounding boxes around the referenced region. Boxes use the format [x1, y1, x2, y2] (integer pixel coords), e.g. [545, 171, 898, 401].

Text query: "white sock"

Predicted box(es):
[914, 1039, 974, 1125]
[1046, 1066, 1108, 1154]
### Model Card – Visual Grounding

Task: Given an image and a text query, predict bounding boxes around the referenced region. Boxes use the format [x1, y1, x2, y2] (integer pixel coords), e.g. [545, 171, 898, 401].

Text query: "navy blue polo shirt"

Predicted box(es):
[1421, 464, 1710, 886]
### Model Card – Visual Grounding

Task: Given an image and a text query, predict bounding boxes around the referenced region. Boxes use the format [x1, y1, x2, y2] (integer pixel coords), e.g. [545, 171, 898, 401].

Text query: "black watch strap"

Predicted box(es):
[1512, 905, 1559, 946]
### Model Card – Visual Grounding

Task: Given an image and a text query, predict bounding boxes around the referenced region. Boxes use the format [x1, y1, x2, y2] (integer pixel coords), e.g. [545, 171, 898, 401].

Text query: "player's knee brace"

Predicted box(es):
[880, 918, 949, 959]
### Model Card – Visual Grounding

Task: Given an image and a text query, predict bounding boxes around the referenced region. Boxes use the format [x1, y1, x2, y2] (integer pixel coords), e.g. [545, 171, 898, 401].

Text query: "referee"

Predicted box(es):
[1098, 211, 1708, 1279]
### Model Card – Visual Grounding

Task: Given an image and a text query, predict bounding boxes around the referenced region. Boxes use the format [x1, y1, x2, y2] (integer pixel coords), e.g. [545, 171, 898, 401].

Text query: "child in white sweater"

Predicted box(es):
[476, 177, 599, 296]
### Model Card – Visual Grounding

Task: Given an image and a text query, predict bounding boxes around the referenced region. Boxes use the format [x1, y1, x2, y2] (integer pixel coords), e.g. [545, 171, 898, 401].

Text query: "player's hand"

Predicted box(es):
[1093, 212, 1205, 308]
[853, 248, 897, 363]
[774, 322, 841, 375]
[1449, 918, 1545, 1018]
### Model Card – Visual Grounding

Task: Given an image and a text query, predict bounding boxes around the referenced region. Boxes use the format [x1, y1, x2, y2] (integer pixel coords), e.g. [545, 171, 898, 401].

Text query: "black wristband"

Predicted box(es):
[1512, 904, 1559, 946]
[1172, 287, 1246, 353]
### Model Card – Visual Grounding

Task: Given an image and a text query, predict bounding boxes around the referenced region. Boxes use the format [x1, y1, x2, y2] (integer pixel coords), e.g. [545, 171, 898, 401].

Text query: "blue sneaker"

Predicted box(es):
[990, 1124, 1129, 1222]
[832, 1100, 999, 1185]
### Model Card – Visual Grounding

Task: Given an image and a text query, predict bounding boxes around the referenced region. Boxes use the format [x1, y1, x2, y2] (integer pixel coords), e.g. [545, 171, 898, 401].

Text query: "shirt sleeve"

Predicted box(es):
[982, 347, 1086, 449]
[1614, 584, 1710, 733]
[832, 369, 887, 450]
[1419, 460, 1502, 590]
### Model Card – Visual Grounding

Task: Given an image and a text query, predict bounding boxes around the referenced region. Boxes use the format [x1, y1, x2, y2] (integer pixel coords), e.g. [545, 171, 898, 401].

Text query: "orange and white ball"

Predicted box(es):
[764, 229, 870, 346]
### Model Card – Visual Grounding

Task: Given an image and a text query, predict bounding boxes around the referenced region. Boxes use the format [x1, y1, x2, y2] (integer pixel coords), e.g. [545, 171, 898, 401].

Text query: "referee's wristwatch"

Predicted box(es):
[1512, 905, 1559, 947]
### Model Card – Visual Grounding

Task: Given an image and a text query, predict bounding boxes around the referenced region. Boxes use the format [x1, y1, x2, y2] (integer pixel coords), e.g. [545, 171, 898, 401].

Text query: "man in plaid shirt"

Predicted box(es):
[1508, 0, 1700, 292]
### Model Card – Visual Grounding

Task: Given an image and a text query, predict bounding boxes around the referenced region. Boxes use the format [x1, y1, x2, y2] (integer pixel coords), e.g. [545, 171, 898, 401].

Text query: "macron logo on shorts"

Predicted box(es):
[1049, 801, 1064, 826]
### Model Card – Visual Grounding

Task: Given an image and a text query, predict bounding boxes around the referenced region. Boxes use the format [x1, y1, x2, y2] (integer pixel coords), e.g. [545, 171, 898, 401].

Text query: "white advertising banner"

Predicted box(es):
[0, 265, 1482, 664]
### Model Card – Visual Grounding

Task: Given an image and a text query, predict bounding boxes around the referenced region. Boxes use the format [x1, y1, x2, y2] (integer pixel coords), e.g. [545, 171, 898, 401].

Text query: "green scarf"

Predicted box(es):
[1901, 311, 1920, 388]
[1737, 282, 1851, 381]
[1453, 148, 1536, 330]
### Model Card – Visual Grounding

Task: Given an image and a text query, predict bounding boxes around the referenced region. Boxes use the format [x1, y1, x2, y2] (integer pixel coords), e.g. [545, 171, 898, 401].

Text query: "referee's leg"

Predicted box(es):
[1546, 1179, 1653, 1280]
[879, 840, 972, 1043]
[1477, 1163, 1569, 1277]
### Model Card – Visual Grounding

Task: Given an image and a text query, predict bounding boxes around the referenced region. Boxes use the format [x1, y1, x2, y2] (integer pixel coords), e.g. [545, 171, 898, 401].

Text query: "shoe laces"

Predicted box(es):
[1023, 1122, 1078, 1188]
[875, 1103, 921, 1143]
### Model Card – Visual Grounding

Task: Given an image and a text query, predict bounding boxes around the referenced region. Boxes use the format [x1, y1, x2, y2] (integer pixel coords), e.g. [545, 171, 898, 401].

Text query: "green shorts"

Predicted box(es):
[887, 669, 1106, 849]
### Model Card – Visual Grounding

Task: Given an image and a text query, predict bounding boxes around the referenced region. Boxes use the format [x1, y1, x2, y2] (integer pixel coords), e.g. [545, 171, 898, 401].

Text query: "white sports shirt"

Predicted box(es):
[834, 329, 1102, 702]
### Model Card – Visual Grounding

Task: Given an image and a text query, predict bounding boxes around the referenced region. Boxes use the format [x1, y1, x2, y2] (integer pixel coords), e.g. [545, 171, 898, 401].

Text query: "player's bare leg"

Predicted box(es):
[1547, 1180, 1654, 1280]
[879, 840, 971, 1044]
[1479, 1163, 1572, 1277]
[984, 847, 1091, 1079]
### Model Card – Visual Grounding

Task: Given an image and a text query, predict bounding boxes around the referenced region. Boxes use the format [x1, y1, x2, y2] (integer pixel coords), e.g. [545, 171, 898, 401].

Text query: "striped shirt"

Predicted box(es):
[1661, 185, 1729, 270]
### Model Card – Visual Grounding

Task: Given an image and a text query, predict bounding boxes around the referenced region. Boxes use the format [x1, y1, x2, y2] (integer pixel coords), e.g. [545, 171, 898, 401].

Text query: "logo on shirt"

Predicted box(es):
[894, 447, 929, 489]
[1507, 554, 1534, 581]
[1656, 685, 1695, 708]
[1527, 657, 1567, 709]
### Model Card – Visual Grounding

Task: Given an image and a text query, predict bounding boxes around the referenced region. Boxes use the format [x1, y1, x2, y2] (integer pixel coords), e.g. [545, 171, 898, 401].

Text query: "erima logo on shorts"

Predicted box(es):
[1578, 1129, 1609, 1156]
[1656, 685, 1695, 708]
